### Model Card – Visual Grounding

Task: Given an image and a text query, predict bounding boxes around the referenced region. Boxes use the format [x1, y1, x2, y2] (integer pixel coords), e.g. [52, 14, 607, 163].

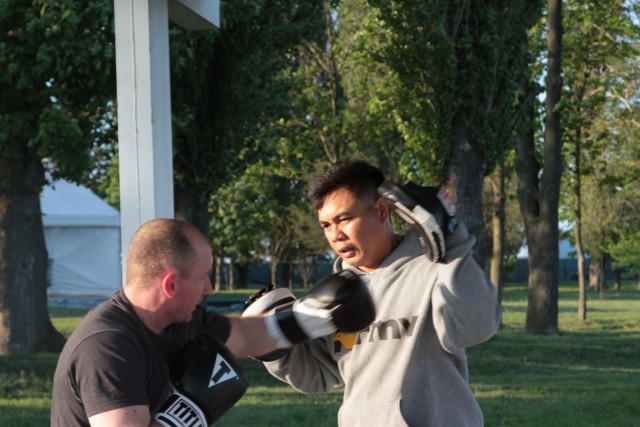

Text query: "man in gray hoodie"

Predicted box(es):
[251, 158, 501, 426]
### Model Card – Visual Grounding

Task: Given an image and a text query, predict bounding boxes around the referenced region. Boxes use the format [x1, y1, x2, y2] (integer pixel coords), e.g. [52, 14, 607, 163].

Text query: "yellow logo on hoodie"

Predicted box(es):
[333, 332, 357, 350]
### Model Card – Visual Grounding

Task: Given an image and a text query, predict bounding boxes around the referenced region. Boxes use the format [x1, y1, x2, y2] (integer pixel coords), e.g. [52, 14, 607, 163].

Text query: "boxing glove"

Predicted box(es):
[243, 284, 296, 314]
[264, 270, 375, 348]
[154, 334, 247, 427]
[242, 285, 297, 361]
[378, 180, 457, 263]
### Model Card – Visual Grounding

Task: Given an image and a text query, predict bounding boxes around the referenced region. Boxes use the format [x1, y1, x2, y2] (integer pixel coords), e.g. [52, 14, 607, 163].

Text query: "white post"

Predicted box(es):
[114, 0, 218, 282]
[115, 0, 174, 280]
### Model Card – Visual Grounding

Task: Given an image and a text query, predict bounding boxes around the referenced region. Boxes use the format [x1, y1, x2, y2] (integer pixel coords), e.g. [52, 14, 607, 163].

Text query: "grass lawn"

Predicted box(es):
[0, 282, 639, 426]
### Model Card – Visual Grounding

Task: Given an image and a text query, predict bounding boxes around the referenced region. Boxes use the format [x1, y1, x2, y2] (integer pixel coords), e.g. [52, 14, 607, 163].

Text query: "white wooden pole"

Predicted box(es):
[115, 0, 174, 281]
[114, 0, 218, 283]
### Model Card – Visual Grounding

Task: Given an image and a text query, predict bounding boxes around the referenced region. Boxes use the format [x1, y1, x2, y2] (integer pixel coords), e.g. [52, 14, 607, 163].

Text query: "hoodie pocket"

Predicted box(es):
[338, 399, 409, 427]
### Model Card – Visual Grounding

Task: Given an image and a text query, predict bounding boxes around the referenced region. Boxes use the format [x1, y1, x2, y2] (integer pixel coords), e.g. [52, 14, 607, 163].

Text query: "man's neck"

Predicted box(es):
[123, 286, 167, 334]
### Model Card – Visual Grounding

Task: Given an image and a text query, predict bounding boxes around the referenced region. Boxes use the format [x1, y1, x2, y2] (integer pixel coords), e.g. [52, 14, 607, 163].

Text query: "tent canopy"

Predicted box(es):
[41, 180, 120, 227]
[41, 179, 122, 298]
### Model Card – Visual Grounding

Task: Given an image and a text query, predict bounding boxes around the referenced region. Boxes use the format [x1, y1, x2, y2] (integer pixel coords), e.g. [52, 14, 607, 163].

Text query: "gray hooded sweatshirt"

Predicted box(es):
[264, 223, 501, 427]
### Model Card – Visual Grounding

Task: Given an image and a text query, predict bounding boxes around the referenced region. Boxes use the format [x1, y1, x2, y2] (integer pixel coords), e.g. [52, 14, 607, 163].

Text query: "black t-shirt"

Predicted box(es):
[50, 290, 230, 426]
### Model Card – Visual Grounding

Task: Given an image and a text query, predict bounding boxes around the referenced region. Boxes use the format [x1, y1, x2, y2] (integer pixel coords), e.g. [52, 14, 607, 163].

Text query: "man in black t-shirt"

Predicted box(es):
[51, 218, 375, 426]
[50, 219, 277, 426]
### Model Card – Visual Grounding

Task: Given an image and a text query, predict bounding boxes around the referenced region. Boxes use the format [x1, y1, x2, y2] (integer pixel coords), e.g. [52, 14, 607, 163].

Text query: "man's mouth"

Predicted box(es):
[338, 245, 356, 257]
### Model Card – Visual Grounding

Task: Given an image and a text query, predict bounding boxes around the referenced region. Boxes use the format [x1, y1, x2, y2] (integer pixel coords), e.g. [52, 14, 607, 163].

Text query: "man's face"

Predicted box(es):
[318, 187, 391, 272]
[173, 242, 213, 323]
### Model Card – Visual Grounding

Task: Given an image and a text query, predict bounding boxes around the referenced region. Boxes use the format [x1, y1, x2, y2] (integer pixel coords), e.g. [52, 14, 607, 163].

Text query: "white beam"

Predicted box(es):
[168, 0, 220, 30]
[114, 0, 174, 277]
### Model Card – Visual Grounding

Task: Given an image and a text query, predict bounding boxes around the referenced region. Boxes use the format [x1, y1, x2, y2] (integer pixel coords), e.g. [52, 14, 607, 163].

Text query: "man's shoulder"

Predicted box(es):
[64, 294, 144, 353]
[77, 293, 131, 329]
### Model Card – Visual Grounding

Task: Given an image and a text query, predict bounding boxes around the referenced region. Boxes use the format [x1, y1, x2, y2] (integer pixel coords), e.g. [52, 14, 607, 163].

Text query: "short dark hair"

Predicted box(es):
[307, 159, 385, 209]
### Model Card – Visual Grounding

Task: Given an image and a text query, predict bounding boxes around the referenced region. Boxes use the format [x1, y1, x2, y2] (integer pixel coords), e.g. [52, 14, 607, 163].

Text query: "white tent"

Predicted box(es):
[41, 179, 122, 297]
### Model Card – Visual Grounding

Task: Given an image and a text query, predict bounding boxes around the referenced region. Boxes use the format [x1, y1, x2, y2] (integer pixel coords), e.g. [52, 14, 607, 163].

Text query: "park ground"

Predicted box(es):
[1, 281, 639, 426]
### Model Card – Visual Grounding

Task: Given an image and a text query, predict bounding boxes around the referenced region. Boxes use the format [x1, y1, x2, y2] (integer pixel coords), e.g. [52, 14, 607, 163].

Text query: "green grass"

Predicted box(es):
[216, 360, 344, 427]
[1, 282, 639, 426]
[476, 282, 640, 427]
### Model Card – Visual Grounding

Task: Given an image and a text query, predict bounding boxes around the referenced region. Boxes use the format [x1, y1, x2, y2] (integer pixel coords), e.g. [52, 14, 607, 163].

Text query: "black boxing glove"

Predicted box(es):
[154, 335, 248, 427]
[242, 285, 297, 361]
[378, 180, 457, 263]
[263, 271, 375, 348]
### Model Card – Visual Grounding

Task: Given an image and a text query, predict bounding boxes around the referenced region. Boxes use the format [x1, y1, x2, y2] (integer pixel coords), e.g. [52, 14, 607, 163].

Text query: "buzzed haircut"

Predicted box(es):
[307, 159, 385, 210]
[125, 218, 209, 287]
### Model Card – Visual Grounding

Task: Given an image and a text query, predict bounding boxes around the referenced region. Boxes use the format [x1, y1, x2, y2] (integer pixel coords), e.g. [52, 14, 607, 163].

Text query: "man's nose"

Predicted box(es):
[327, 224, 345, 241]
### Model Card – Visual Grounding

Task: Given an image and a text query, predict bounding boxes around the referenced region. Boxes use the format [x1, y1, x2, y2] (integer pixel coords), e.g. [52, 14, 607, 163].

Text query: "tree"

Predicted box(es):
[217, 0, 395, 285]
[367, 0, 542, 267]
[167, 0, 325, 234]
[208, 159, 329, 290]
[208, 175, 265, 290]
[269, 0, 410, 177]
[252, 0, 410, 284]
[332, 0, 407, 173]
[601, 42, 640, 286]
[0, 1, 115, 353]
[288, 206, 331, 287]
[269, 2, 352, 170]
[608, 172, 640, 287]
[559, 0, 639, 320]
[580, 175, 619, 293]
[516, 0, 564, 335]
[484, 157, 525, 311]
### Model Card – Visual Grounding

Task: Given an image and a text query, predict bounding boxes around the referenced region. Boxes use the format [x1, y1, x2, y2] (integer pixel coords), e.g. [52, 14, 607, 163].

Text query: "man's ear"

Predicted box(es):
[376, 197, 391, 222]
[160, 272, 177, 298]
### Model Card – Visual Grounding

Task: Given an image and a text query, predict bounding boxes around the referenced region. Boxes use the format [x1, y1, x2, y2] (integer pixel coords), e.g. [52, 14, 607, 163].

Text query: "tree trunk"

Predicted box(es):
[515, 0, 564, 334]
[572, 136, 587, 321]
[227, 259, 235, 291]
[281, 262, 292, 289]
[174, 188, 209, 237]
[588, 260, 596, 291]
[270, 257, 279, 287]
[489, 163, 505, 312]
[213, 255, 223, 292]
[0, 157, 65, 354]
[175, 188, 210, 237]
[176, 187, 215, 292]
[599, 258, 607, 298]
[576, 243, 587, 320]
[236, 263, 249, 289]
[296, 257, 311, 288]
[589, 256, 606, 296]
[446, 110, 487, 269]
[523, 0, 562, 335]
[613, 267, 621, 290]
